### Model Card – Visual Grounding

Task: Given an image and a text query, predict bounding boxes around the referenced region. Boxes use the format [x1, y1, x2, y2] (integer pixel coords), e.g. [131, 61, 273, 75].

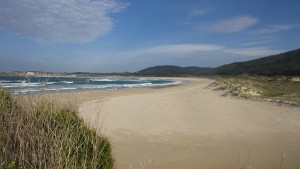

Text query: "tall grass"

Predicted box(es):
[0, 89, 113, 168]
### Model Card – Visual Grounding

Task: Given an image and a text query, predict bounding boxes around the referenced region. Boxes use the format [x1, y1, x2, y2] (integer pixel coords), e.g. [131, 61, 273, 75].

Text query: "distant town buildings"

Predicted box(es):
[26, 72, 35, 76]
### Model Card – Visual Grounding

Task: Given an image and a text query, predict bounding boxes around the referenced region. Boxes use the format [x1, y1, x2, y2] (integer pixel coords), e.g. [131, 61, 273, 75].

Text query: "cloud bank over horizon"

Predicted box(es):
[0, 0, 128, 43]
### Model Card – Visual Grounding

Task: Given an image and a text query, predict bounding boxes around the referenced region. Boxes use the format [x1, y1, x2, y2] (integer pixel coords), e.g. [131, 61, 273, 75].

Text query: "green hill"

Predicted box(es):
[137, 49, 300, 76]
[137, 65, 214, 76]
[215, 49, 300, 76]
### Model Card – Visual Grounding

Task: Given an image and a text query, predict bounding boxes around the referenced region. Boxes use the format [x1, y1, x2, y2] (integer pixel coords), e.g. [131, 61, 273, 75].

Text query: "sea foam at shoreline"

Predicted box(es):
[0, 76, 181, 94]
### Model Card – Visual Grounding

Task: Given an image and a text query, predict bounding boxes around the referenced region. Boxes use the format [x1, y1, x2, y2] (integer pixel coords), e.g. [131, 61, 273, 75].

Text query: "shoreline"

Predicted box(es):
[1, 76, 184, 95]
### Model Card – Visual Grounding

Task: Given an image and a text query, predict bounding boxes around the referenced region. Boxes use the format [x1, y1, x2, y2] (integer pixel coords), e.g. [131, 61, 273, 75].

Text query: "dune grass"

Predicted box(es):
[0, 89, 113, 168]
[214, 76, 300, 105]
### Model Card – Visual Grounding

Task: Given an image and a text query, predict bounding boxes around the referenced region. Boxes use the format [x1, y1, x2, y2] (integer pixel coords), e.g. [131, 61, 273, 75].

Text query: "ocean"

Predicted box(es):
[0, 76, 181, 94]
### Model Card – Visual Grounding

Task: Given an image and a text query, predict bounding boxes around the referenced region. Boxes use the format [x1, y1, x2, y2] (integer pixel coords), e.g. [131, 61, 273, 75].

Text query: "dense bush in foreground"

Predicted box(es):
[0, 89, 113, 169]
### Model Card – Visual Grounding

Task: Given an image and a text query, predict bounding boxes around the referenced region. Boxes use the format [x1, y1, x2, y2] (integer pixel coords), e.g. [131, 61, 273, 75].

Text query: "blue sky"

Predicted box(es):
[0, 0, 299, 72]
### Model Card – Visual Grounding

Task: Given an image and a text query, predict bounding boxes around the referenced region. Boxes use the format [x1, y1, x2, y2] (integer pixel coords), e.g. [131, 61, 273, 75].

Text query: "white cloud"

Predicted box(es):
[239, 39, 273, 47]
[226, 47, 283, 56]
[238, 37, 275, 47]
[0, 0, 128, 43]
[134, 44, 280, 58]
[250, 24, 298, 35]
[128, 44, 224, 57]
[202, 16, 259, 33]
[86, 44, 224, 64]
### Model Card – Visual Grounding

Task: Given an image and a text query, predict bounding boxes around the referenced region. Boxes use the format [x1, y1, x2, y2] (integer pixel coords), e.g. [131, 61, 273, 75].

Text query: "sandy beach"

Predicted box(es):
[76, 78, 300, 169]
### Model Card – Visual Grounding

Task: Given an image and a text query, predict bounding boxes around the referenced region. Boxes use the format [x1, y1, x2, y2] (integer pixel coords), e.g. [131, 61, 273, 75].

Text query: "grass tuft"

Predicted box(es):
[0, 89, 113, 169]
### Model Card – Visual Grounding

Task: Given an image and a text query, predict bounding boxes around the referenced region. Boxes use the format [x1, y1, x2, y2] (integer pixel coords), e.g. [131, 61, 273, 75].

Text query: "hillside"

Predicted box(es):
[216, 49, 300, 76]
[137, 65, 214, 76]
[137, 49, 300, 76]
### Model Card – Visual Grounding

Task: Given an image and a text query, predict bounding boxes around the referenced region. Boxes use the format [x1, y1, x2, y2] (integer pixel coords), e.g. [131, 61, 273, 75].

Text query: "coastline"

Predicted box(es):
[0, 76, 182, 95]
[75, 77, 300, 169]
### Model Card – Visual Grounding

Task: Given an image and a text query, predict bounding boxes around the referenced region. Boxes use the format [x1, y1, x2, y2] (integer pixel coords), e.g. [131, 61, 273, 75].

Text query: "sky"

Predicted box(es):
[0, 0, 299, 73]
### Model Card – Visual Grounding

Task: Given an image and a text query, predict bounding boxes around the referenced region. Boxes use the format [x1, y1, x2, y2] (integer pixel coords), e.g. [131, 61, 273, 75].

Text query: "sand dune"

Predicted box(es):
[78, 78, 300, 169]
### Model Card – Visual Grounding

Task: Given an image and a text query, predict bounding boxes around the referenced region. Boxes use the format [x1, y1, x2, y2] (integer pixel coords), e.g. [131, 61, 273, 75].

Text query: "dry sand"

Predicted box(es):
[76, 78, 300, 169]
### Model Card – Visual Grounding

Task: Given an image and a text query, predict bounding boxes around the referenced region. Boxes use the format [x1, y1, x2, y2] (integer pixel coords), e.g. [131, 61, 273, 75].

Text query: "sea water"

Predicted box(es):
[0, 76, 181, 94]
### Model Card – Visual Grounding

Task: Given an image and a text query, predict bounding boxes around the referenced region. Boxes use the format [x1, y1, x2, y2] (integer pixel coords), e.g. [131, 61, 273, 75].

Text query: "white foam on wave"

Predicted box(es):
[43, 82, 57, 85]
[62, 81, 74, 84]
[150, 81, 182, 87]
[0, 80, 12, 83]
[16, 89, 42, 93]
[0, 80, 26, 83]
[123, 83, 153, 88]
[22, 82, 42, 87]
[90, 78, 116, 82]
[0, 82, 43, 88]
[119, 77, 146, 82]
[122, 81, 182, 88]
[81, 84, 116, 89]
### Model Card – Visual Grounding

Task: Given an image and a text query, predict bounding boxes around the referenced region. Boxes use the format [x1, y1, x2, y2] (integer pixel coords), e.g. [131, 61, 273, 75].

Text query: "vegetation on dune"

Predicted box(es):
[0, 89, 113, 169]
[212, 76, 300, 105]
